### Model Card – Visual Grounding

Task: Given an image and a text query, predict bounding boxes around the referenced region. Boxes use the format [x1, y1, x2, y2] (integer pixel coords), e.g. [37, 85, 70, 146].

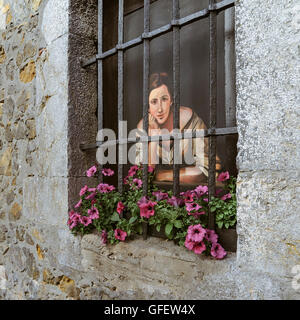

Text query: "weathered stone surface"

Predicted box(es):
[14, 121, 27, 140]
[25, 233, 34, 246]
[19, 60, 36, 83]
[41, 0, 68, 45]
[15, 226, 25, 242]
[5, 58, 14, 81]
[0, 225, 8, 242]
[236, 170, 300, 277]
[9, 202, 22, 221]
[25, 119, 36, 139]
[81, 234, 237, 299]
[0, 45, 5, 63]
[0, 147, 12, 176]
[236, 0, 300, 172]
[6, 191, 15, 205]
[58, 276, 80, 299]
[35, 93, 68, 177]
[31, 0, 42, 12]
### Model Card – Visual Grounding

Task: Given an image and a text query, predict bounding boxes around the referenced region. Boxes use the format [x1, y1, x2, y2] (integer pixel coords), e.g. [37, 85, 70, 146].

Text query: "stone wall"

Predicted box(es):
[0, 0, 299, 300]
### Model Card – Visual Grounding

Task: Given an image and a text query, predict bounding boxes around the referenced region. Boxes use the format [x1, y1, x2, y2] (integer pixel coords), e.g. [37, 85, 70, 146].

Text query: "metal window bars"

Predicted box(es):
[80, 0, 237, 237]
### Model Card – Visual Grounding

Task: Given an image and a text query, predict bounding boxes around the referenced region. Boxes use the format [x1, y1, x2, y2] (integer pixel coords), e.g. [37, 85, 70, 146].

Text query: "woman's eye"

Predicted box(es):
[151, 99, 157, 104]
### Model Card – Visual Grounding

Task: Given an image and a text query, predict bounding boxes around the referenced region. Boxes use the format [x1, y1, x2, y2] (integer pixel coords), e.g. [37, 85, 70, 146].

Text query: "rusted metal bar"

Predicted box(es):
[98, 0, 104, 183]
[118, 0, 124, 194]
[208, 0, 217, 230]
[81, 1, 235, 68]
[142, 0, 150, 240]
[172, 0, 180, 196]
[80, 127, 238, 151]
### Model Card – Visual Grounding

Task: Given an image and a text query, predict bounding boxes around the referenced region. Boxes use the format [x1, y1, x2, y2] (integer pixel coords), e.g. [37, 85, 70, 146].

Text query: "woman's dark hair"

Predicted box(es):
[149, 72, 173, 98]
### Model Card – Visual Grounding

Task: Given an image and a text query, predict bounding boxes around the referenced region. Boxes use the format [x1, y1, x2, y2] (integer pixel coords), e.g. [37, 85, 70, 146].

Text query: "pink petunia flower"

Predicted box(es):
[148, 166, 155, 173]
[79, 185, 88, 196]
[186, 202, 202, 213]
[190, 211, 206, 218]
[203, 198, 208, 203]
[117, 201, 125, 215]
[68, 210, 76, 219]
[221, 193, 232, 201]
[131, 178, 142, 189]
[67, 212, 81, 229]
[86, 165, 97, 177]
[88, 206, 99, 220]
[128, 165, 139, 177]
[74, 199, 82, 209]
[101, 230, 108, 244]
[102, 168, 114, 176]
[85, 192, 97, 200]
[97, 183, 115, 193]
[137, 196, 157, 219]
[68, 218, 78, 229]
[205, 229, 218, 244]
[114, 229, 127, 241]
[194, 185, 208, 197]
[187, 224, 206, 242]
[152, 191, 169, 202]
[182, 191, 195, 203]
[184, 238, 195, 251]
[192, 242, 206, 255]
[167, 196, 185, 208]
[88, 188, 97, 193]
[79, 215, 92, 227]
[211, 243, 227, 259]
[217, 171, 230, 182]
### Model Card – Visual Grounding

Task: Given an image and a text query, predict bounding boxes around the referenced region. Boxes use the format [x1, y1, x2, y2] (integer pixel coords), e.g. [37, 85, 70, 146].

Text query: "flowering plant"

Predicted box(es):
[68, 165, 237, 260]
[208, 172, 237, 229]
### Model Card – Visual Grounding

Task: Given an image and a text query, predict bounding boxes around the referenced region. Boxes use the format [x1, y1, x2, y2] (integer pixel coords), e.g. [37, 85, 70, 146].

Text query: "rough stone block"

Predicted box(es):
[23, 177, 68, 226]
[81, 234, 237, 299]
[235, 0, 300, 171]
[41, 0, 68, 45]
[236, 170, 300, 278]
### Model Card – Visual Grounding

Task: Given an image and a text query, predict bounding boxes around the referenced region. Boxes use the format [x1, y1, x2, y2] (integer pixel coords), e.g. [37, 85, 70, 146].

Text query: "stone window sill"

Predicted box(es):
[81, 234, 237, 299]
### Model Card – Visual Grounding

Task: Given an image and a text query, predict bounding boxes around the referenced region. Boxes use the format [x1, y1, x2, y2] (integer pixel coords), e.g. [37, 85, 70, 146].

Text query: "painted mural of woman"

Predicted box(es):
[135, 72, 222, 186]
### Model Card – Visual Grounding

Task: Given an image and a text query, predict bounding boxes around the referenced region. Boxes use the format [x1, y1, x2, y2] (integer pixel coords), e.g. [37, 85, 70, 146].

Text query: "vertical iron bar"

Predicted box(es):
[118, 0, 124, 195]
[172, 0, 180, 196]
[142, 0, 150, 239]
[98, 0, 104, 183]
[208, 0, 217, 230]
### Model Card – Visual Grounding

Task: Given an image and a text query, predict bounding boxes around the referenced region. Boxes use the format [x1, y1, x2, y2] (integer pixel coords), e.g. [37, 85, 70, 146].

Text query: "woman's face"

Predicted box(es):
[149, 84, 172, 125]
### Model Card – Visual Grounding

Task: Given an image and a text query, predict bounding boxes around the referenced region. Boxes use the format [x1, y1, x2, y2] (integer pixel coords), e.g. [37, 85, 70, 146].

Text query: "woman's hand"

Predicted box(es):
[148, 114, 159, 131]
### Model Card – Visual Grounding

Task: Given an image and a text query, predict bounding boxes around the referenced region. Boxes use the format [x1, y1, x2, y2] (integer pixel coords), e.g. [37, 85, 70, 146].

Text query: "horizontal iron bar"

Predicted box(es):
[178, 8, 209, 27]
[80, 127, 238, 150]
[81, 1, 235, 68]
[210, 0, 235, 12]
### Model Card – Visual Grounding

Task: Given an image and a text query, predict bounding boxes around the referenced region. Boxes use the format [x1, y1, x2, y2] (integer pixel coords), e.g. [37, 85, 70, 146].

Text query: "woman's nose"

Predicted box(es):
[158, 99, 163, 112]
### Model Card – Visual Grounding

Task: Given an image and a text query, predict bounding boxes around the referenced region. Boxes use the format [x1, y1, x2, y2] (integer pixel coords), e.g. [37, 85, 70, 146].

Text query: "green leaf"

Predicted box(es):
[225, 222, 229, 228]
[136, 224, 143, 234]
[165, 223, 173, 236]
[156, 224, 161, 232]
[129, 216, 137, 224]
[174, 220, 183, 229]
[217, 221, 223, 228]
[210, 206, 216, 212]
[111, 212, 121, 222]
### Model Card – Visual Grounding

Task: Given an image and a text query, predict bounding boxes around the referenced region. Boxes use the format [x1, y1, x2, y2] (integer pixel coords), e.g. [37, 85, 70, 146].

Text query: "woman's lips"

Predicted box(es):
[156, 114, 165, 120]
